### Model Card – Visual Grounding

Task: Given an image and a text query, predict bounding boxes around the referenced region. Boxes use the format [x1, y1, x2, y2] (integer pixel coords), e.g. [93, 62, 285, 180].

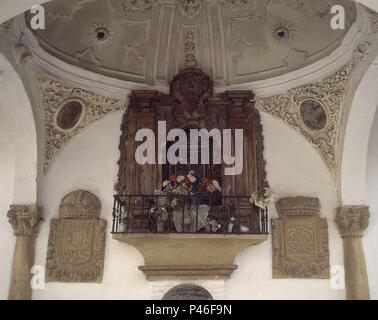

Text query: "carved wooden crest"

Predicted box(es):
[46, 190, 107, 283]
[170, 68, 213, 126]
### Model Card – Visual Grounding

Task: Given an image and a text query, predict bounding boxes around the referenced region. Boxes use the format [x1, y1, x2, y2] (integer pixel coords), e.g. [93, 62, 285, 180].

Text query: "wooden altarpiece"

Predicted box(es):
[115, 68, 267, 197]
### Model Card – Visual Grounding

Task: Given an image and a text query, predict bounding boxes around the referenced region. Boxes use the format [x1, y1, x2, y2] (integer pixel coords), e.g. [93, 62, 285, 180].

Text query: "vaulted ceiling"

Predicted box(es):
[30, 0, 356, 85]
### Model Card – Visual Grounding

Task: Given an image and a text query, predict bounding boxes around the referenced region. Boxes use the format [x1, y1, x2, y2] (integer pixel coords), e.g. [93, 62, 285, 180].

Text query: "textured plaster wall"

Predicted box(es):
[31, 111, 345, 300]
[0, 106, 16, 300]
[365, 107, 378, 300]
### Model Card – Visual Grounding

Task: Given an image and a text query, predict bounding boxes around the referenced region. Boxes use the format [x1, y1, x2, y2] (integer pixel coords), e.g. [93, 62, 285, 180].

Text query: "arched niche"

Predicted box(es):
[162, 284, 213, 300]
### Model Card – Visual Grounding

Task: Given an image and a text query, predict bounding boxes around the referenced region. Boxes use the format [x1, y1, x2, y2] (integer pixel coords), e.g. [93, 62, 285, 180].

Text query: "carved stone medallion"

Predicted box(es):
[46, 190, 107, 283]
[162, 284, 213, 300]
[271, 196, 330, 279]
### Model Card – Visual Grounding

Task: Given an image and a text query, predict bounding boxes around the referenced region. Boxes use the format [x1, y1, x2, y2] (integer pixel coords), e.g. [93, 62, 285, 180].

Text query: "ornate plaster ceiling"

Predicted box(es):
[30, 0, 356, 85]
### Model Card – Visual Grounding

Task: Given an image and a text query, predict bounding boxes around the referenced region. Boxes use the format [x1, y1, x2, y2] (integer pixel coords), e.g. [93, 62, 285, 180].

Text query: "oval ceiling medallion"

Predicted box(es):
[55, 100, 84, 131]
[299, 99, 327, 131]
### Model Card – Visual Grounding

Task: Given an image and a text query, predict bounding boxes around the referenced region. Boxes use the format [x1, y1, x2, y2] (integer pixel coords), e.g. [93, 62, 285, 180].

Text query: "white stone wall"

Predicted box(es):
[0, 106, 16, 300]
[29, 111, 345, 300]
[365, 107, 378, 300]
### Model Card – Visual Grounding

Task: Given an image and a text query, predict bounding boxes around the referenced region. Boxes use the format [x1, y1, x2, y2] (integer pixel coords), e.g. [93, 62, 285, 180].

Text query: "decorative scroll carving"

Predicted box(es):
[31, 0, 357, 85]
[170, 68, 212, 126]
[36, 76, 124, 173]
[255, 38, 377, 177]
[123, 0, 159, 14]
[7, 205, 43, 236]
[255, 60, 354, 176]
[271, 196, 330, 279]
[46, 190, 107, 283]
[367, 8, 378, 34]
[184, 31, 197, 68]
[179, 0, 203, 18]
[335, 205, 370, 238]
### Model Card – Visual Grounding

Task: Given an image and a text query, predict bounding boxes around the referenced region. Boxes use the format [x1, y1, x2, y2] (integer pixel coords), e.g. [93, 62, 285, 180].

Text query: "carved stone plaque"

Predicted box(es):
[271, 197, 330, 279]
[162, 284, 213, 300]
[46, 190, 107, 283]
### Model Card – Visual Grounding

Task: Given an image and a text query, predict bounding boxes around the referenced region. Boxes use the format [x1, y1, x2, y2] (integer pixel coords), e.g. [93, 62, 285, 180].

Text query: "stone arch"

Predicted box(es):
[0, 52, 37, 204]
[340, 58, 378, 204]
[162, 284, 213, 300]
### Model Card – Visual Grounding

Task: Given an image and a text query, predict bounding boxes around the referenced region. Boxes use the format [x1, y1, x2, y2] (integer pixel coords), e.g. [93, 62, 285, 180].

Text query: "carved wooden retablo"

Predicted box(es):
[46, 190, 107, 283]
[271, 196, 330, 279]
[116, 67, 267, 197]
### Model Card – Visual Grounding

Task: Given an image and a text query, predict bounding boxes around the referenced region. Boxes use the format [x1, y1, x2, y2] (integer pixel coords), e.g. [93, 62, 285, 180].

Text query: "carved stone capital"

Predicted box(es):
[7, 205, 44, 236]
[335, 206, 370, 238]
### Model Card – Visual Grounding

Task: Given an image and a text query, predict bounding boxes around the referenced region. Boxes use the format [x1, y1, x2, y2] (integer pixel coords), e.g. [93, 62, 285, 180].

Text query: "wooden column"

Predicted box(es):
[223, 91, 257, 196]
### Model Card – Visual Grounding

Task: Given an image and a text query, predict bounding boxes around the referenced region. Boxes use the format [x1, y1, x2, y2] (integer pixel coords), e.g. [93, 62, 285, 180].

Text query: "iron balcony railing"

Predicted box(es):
[112, 193, 268, 235]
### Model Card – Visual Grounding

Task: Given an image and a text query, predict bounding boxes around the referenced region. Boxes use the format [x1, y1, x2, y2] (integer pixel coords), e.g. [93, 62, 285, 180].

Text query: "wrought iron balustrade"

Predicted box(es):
[112, 193, 268, 235]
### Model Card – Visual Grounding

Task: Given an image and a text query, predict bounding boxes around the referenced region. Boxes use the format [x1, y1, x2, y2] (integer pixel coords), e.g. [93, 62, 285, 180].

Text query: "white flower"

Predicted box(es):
[177, 175, 185, 182]
[189, 175, 197, 183]
[212, 180, 221, 191]
[187, 170, 195, 177]
[249, 191, 258, 204]
[162, 180, 170, 187]
[171, 198, 178, 208]
[207, 184, 216, 192]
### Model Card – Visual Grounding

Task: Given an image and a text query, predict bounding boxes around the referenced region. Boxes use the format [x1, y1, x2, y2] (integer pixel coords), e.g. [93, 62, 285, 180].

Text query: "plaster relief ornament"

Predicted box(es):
[367, 8, 378, 34]
[179, 0, 203, 18]
[123, 0, 159, 14]
[271, 21, 296, 42]
[225, 0, 253, 11]
[255, 47, 365, 177]
[88, 23, 115, 48]
[184, 31, 197, 68]
[36, 75, 124, 173]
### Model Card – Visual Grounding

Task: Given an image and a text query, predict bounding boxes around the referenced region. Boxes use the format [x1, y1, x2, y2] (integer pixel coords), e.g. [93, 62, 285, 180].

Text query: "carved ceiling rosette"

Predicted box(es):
[36, 75, 124, 173]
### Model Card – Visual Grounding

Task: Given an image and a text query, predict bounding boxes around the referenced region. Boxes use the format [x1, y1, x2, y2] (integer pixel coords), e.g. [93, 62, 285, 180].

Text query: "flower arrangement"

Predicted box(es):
[162, 170, 221, 196]
[249, 187, 279, 209]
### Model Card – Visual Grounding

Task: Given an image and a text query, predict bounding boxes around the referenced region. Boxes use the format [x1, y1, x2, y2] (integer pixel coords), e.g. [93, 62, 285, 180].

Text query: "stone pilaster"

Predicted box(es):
[7, 205, 43, 300]
[335, 205, 370, 300]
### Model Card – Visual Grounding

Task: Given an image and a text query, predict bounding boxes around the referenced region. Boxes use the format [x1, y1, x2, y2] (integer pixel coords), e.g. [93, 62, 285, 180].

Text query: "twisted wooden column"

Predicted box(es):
[335, 205, 370, 300]
[7, 205, 43, 300]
